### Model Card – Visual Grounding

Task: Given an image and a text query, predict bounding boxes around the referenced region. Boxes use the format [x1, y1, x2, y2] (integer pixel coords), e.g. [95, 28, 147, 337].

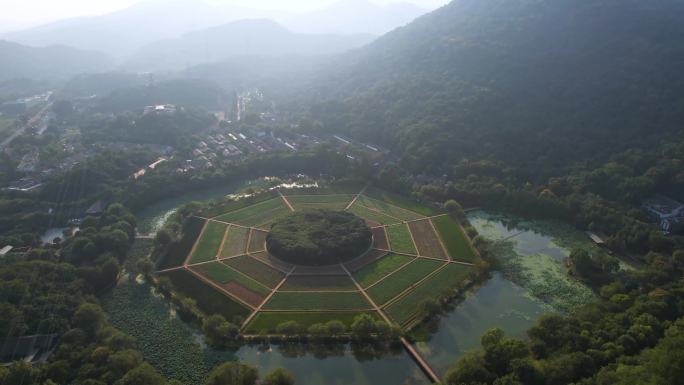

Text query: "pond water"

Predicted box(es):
[414, 211, 596, 377]
[414, 273, 549, 377]
[236, 344, 428, 385]
[112, 185, 597, 385]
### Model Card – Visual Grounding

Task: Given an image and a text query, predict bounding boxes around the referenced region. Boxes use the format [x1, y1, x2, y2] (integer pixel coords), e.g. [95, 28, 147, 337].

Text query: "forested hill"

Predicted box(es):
[0, 40, 112, 82]
[304, 0, 684, 175]
[125, 19, 374, 72]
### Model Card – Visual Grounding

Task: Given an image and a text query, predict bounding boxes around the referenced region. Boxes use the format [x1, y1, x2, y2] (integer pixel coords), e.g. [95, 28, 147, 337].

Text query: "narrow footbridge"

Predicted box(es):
[400, 337, 441, 383]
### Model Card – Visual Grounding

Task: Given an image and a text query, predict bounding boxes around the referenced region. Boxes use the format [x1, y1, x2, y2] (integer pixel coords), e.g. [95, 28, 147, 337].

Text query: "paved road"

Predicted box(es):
[0, 101, 53, 149]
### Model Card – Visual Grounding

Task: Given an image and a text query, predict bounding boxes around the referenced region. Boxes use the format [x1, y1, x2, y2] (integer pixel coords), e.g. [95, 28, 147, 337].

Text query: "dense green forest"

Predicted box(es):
[295, 0, 684, 177]
[92, 80, 228, 114]
[81, 108, 216, 146]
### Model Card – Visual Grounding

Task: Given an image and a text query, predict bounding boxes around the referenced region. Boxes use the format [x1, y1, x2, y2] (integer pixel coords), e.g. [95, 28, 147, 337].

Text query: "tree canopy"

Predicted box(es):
[266, 209, 372, 266]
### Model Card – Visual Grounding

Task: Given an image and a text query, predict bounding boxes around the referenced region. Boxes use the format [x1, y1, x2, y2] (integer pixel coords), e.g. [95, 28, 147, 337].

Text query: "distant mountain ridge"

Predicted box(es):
[0, 40, 112, 82]
[3, 0, 429, 59]
[1, 0, 262, 58]
[124, 19, 374, 72]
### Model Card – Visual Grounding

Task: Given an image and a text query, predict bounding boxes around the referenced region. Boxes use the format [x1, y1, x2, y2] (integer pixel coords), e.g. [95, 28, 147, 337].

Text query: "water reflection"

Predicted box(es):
[415, 273, 547, 377]
[236, 341, 429, 385]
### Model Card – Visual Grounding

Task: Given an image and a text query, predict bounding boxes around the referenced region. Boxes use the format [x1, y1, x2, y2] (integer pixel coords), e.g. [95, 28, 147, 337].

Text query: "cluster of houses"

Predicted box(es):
[182, 130, 323, 172]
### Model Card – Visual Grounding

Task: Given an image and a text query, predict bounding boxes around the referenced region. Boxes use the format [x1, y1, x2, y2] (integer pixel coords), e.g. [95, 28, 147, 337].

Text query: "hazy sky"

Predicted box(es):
[0, 0, 449, 31]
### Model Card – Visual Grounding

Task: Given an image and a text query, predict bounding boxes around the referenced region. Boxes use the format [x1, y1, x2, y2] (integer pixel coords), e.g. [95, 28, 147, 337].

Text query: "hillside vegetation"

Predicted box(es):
[303, 0, 684, 176]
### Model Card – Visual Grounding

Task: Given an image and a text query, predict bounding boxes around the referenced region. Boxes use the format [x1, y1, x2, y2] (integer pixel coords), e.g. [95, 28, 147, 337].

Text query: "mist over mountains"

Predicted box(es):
[2, 0, 427, 59]
[0, 40, 112, 82]
[124, 19, 375, 72]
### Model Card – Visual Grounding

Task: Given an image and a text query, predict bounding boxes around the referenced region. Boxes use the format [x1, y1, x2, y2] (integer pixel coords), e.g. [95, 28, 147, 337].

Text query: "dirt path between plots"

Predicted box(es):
[278, 189, 296, 212]
[240, 265, 296, 330]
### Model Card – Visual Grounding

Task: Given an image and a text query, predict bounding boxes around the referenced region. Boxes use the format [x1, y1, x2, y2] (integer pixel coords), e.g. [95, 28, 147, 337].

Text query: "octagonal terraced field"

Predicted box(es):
[156, 185, 481, 332]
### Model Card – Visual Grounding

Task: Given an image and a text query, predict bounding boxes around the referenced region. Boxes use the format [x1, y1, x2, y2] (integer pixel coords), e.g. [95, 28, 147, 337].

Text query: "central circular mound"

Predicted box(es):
[266, 209, 372, 266]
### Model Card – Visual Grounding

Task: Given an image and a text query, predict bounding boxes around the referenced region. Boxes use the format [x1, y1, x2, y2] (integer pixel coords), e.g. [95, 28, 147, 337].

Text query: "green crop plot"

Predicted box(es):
[366, 258, 444, 305]
[202, 190, 279, 218]
[288, 194, 355, 211]
[263, 291, 372, 310]
[356, 195, 424, 221]
[220, 226, 249, 257]
[386, 224, 417, 255]
[245, 311, 380, 333]
[364, 187, 439, 216]
[214, 198, 287, 224]
[283, 183, 364, 195]
[348, 203, 402, 225]
[353, 253, 414, 288]
[386, 263, 475, 325]
[224, 255, 284, 288]
[194, 262, 270, 295]
[432, 215, 479, 262]
[280, 275, 357, 291]
[241, 206, 292, 228]
[188, 221, 227, 264]
[248, 229, 268, 253]
[160, 269, 250, 320]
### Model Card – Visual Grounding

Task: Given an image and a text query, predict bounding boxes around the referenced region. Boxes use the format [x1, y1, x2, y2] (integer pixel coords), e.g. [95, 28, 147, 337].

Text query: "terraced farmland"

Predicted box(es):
[156, 186, 479, 336]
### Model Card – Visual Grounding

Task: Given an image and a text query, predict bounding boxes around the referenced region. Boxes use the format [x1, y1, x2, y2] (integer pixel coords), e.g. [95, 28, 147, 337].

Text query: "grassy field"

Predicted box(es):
[280, 275, 357, 291]
[348, 203, 402, 225]
[408, 220, 449, 260]
[194, 262, 270, 295]
[160, 269, 250, 320]
[385, 224, 417, 255]
[356, 195, 425, 221]
[248, 229, 268, 253]
[287, 194, 355, 211]
[158, 216, 205, 270]
[364, 187, 439, 216]
[386, 263, 475, 324]
[219, 226, 249, 257]
[282, 183, 364, 195]
[241, 205, 292, 228]
[353, 253, 414, 288]
[432, 215, 479, 262]
[245, 311, 380, 333]
[263, 291, 372, 310]
[366, 259, 444, 305]
[201, 190, 279, 218]
[188, 221, 227, 264]
[224, 255, 284, 288]
[214, 198, 287, 224]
